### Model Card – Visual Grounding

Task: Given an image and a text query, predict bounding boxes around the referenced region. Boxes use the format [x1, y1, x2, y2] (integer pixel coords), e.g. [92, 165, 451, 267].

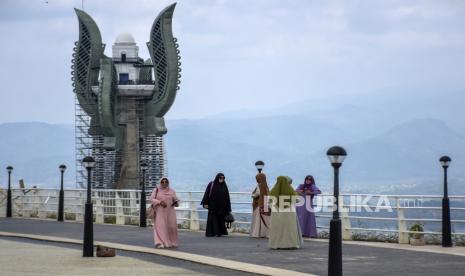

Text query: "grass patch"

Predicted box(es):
[46, 212, 57, 219]
[65, 213, 76, 220]
[104, 216, 116, 224]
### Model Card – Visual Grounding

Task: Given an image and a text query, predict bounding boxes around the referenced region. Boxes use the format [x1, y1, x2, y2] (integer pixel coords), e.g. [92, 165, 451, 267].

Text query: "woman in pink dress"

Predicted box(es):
[149, 178, 179, 248]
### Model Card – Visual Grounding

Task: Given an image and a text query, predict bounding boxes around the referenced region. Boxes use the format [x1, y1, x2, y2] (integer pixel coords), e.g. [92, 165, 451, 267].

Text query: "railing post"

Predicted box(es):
[189, 192, 199, 231]
[95, 195, 104, 224]
[340, 194, 352, 240]
[75, 190, 85, 221]
[15, 189, 24, 217]
[0, 190, 5, 218]
[23, 190, 31, 218]
[37, 196, 47, 219]
[37, 191, 47, 219]
[115, 192, 125, 225]
[397, 197, 409, 244]
[129, 191, 138, 224]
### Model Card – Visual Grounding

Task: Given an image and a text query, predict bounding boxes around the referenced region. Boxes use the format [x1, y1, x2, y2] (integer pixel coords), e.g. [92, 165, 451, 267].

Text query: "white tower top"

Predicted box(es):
[112, 32, 141, 84]
[112, 32, 139, 60]
[115, 32, 136, 45]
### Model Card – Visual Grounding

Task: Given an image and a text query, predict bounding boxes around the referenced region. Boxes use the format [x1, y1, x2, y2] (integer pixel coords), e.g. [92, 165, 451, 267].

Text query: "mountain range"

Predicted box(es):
[1, 88, 464, 195]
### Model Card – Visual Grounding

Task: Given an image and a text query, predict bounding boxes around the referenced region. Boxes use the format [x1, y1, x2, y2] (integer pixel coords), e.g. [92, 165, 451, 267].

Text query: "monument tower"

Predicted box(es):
[71, 3, 181, 189]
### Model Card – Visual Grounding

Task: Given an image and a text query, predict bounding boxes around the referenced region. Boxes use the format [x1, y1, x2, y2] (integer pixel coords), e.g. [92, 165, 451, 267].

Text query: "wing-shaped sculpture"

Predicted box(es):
[72, 8, 105, 135]
[138, 58, 153, 84]
[72, 3, 181, 190]
[98, 56, 122, 149]
[145, 3, 181, 135]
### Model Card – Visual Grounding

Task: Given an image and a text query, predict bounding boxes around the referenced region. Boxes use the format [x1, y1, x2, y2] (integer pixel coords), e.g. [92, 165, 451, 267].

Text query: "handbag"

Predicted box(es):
[96, 245, 116, 257]
[201, 180, 215, 209]
[146, 188, 159, 220]
[259, 206, 271, 216]
[224, 213, 235, 229]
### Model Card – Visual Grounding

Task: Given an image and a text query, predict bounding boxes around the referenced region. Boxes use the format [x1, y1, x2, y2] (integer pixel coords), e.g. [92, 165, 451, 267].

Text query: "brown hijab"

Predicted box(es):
[252, 173, 270, 210]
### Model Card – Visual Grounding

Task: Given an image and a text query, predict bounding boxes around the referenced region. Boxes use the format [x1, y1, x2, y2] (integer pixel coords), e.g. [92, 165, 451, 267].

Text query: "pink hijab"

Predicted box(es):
[154, 178, 178, 204]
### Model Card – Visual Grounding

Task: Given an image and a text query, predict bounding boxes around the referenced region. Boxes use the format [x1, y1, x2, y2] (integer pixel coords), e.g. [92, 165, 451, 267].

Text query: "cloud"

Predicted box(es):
[0, 0, 464, 123]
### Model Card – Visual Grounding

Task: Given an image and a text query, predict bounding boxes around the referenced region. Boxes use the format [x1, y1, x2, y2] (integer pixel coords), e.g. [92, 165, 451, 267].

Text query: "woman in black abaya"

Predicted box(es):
[201, 173, 232, 237]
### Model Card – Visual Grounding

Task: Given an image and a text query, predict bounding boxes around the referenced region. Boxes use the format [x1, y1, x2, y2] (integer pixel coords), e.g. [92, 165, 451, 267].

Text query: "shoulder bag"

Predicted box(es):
[146, 188, 159, 220]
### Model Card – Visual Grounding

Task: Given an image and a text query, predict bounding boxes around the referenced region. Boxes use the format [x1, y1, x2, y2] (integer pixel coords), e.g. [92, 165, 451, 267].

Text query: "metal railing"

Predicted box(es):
[0, 188, 464, 244]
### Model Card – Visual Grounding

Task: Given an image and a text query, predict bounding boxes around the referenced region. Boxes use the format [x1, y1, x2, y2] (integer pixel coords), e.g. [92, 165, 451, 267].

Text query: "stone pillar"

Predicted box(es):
[116, 98, 140, 189]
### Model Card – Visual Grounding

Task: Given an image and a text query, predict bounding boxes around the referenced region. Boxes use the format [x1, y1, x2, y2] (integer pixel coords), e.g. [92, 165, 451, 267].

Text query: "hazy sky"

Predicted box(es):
[0, 0, 464, 124]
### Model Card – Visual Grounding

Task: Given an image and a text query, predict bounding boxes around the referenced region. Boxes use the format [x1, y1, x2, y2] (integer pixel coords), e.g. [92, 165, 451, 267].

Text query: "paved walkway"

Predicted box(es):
[0, 238, 230, 276]
[1, 218, 465, 275]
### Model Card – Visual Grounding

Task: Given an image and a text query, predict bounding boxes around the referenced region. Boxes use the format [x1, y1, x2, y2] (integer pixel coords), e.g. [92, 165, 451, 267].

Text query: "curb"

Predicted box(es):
[342, 239, 465, 257]
[0, 231, 315, 276]
[300, 237, 465, 257]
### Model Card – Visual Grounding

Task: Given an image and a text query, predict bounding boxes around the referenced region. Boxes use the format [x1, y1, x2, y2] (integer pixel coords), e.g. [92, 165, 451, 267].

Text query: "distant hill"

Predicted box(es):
[309, 118, 465, 194]
[1, 88, 464, 195]
[207, 88, 465, 139]
[166, 117, 465, 194]
[0, 122, 75, 187]
[346, 118, 465, 181]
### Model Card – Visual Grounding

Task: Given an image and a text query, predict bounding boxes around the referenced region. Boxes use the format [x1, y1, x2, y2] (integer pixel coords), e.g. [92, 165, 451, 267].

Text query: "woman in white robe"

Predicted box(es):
[249, 173, 270, 238]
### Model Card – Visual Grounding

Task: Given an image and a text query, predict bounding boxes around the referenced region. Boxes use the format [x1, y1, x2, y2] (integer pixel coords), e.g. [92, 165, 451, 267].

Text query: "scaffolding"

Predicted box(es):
[74, 94, 167, 190]
[144, 134, 168, 189]
[74, 96, 92, 189]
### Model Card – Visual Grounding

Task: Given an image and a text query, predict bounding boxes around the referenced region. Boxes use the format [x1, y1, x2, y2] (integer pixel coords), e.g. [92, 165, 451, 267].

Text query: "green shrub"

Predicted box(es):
[104, 216, 116, 224]
[47, 213, 57, 219]
[409, 223, 424, 239]
[30, 209, 39, 218]
[65, 213, 76, 220]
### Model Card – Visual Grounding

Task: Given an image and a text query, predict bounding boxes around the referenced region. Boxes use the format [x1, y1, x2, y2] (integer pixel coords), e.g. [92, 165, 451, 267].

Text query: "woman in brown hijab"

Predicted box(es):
[249, 173, 271, 238]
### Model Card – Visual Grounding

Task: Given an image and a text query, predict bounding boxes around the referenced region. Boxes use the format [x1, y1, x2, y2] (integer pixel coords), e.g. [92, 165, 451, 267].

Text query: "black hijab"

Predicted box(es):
[201, 173, 232, 215]
[213, 173, 225, 185]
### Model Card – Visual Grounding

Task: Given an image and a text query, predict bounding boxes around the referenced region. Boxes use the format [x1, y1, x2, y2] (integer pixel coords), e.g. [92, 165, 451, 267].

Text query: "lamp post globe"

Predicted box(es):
[6, 166, 13, 218]
[326, 146, 347, 167]
[326, 146, 347, 276]
[255, 160, 265, 173]
[83, 156, 96, 170]
[440, 155, 452, 247]
[440, 156, 451, 168]
[140, 161, 148, 227]
[82, 156, 95, 257]
[141, 161, 148, 172]
[58, 164, 67, 222]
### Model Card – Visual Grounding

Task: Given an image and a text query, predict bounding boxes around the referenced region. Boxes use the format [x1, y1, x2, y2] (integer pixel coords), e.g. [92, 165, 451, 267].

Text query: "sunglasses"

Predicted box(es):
[219, 177, 225, 179]
[161, 180, 168, 183]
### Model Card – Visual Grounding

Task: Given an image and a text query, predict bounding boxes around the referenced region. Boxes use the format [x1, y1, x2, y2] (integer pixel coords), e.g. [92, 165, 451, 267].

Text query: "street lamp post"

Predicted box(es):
[255, 160, 265, 173]
[58, 164, 67, 222]
[326, 146, 347, 276]
[440, 155, 452, 247]
[140, 161, 148, 228]
[82, 156, 95, 257]
[6, 166, 13, 218]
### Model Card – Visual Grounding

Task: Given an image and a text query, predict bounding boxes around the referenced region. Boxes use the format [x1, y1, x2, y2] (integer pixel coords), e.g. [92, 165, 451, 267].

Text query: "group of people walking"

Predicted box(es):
[148, 173, 320, 250]
[249, 174, 321, 249]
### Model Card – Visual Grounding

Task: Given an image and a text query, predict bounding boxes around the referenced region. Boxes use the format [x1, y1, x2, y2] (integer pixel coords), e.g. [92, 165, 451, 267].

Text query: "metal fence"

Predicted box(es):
[0, 188, 464, 244]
